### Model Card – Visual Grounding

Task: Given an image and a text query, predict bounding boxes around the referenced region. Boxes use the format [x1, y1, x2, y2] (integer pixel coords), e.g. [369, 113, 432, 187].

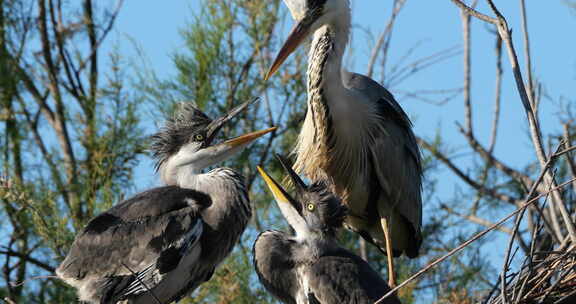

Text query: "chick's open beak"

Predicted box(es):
[257, 166, 302, 215]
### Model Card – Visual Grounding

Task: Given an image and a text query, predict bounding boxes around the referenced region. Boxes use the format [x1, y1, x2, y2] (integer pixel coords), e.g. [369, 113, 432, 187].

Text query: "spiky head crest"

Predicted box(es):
[150, 103, 212, 171]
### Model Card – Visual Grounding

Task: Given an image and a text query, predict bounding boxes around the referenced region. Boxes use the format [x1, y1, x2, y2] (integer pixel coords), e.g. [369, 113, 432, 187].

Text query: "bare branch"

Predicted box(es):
[448, 0, 576, 243]
[38, 0, 78, 194]
[562, 124, 576, 194]
[460, 0, 476, 135]
[488, 34, 502, 153]
[419, 137, 519, 205]
[375, 175, 574, 303]
[449, 0, 497, 24]
[366, 0, 406, 78]
[519, 0, 534, 104]
[441, 205, 514, 235]
[0, 249, 55, 273]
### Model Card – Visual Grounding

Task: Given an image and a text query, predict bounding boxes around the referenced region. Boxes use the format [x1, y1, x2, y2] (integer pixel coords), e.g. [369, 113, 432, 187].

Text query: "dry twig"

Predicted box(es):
[449, 0, 576, 246]
[375, 145, 573, 303]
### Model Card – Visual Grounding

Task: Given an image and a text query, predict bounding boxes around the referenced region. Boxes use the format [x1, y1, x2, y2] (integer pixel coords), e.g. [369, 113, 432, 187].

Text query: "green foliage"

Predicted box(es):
[0, 0, 147, 301]
[3, 0, 570, 303]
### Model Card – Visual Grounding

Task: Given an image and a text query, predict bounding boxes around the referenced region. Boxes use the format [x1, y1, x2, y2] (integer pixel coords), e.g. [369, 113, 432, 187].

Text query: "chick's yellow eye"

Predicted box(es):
[194, 134, 204, 141]
[307, 203, 315, 211]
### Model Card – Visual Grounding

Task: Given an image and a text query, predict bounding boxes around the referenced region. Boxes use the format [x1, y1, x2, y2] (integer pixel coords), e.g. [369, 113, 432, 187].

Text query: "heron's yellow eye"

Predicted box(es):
[194, 134, 204, 141]
[307, 203, 315, 211]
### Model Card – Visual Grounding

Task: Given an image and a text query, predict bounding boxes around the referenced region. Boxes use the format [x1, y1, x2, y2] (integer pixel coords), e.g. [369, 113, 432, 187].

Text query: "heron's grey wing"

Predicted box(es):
[56, 186, 209, 302]
[253, 230, 299, 304]
[345, 72, 423, 258]
[308, 248, 401, 304]
[344, 72, 421, 166]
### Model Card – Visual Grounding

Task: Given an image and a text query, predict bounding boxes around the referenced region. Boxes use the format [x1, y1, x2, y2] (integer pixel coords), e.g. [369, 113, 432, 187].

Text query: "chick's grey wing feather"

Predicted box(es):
[308, 249, 400, 304]
[57, 186, 209, 298]
[102, 220, 203, 303]
[253, 230, 299, 304]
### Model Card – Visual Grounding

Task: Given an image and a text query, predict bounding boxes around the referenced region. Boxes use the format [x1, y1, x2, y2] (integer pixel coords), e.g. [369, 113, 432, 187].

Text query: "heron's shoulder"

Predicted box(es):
[254, 230, 298, 263]
[343, 72, 394, 100]
[253, 230, 299, 304]
[254, 230, 294, 248]
[344, 72, 413, 128]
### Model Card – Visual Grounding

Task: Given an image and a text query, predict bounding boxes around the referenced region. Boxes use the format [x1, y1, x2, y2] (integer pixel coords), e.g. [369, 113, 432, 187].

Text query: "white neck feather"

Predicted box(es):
[276, 201, 310, 239]
[159, 144, 203, 188]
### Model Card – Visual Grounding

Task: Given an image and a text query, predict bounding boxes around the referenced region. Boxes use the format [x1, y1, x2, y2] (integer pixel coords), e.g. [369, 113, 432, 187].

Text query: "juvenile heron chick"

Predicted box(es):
[253, 155, 401, 304]
[57, 98, 276, 303]
[266, 0, 423, 286]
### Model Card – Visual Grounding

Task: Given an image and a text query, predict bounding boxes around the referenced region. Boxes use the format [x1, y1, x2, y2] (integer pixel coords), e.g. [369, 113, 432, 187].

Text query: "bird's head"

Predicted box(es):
[151, 98, 276, 184]
[257, 154, 346, 238]
[265, 0, 350, 80]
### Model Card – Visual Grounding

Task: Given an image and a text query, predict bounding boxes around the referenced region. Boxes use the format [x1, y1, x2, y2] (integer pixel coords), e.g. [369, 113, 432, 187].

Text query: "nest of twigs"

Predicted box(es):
[486, 247, 576, 304]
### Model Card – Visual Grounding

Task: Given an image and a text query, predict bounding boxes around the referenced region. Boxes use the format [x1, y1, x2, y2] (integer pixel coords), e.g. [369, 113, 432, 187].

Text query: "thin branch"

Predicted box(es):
[448, 0, 576, 243]
[76, 0, 124, 72]
[562, 124, 576, 194]
[0, 249, 55, 273]
[487, 0, 576, 243]
[419, 137, 518, 205]
[519, 0, 534, 104]
[16, 95, 71, 210]
[441, 205, 513, 235]
[37, 0, 78, 199]
[488, 34, 502, 153]
[375, 147, 569, 303]
[460, 0, 476, 135]
[449, 0, 497, 24]
[500, 168, 555, 304]
[375, 177, 575, 304]
[366, 0, 406, 78]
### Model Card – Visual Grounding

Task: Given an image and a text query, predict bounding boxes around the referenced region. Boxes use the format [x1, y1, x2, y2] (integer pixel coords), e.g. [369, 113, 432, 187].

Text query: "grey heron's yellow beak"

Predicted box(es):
[257, 166, 302, 215]
[265, 17, 314, 81]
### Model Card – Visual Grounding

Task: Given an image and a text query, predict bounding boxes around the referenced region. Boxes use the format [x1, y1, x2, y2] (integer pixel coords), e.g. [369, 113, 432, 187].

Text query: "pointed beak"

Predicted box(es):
[265, 17, 315, 81]
[257, 166, 302, 215]
[196, 127, 276, 168]
[220, 127, 276, 148]
[274, 154, 307, 195]
[206, 97, 260, 144]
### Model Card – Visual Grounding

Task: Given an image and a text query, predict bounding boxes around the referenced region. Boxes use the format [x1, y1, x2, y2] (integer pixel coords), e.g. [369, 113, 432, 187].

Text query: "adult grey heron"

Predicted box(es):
[56, 99, 275, 303]
[266, 0, 423, 286]
[254, 155, 401, 304]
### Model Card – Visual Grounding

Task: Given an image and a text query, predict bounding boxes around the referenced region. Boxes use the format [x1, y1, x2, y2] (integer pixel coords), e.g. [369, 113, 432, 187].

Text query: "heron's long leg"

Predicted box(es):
[380, 215, 396, 288]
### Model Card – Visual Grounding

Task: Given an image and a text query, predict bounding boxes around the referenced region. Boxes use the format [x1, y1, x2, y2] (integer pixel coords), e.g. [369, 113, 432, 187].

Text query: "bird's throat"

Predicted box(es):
[294, 25, 364, 203]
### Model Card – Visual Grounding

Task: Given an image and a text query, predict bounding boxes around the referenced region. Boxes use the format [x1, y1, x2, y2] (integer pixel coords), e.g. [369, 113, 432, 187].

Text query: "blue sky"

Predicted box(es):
[109, 0, 575, 173]
[105, 0, 576, 294]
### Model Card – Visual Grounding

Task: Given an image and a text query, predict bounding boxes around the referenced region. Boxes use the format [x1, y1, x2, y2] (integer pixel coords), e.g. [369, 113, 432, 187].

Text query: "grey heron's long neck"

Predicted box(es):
[190, 168, 251, 264]
[307, 23, 349, 127]
[295, 20, 349, 183]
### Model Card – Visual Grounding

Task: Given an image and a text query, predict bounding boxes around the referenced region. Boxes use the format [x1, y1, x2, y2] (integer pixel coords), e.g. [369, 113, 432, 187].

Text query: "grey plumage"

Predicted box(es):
[57, 186, 209, 303]
[266, 1, 422, 287]
[254, 156, 401, 304]
[57, 99, 274, 303]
